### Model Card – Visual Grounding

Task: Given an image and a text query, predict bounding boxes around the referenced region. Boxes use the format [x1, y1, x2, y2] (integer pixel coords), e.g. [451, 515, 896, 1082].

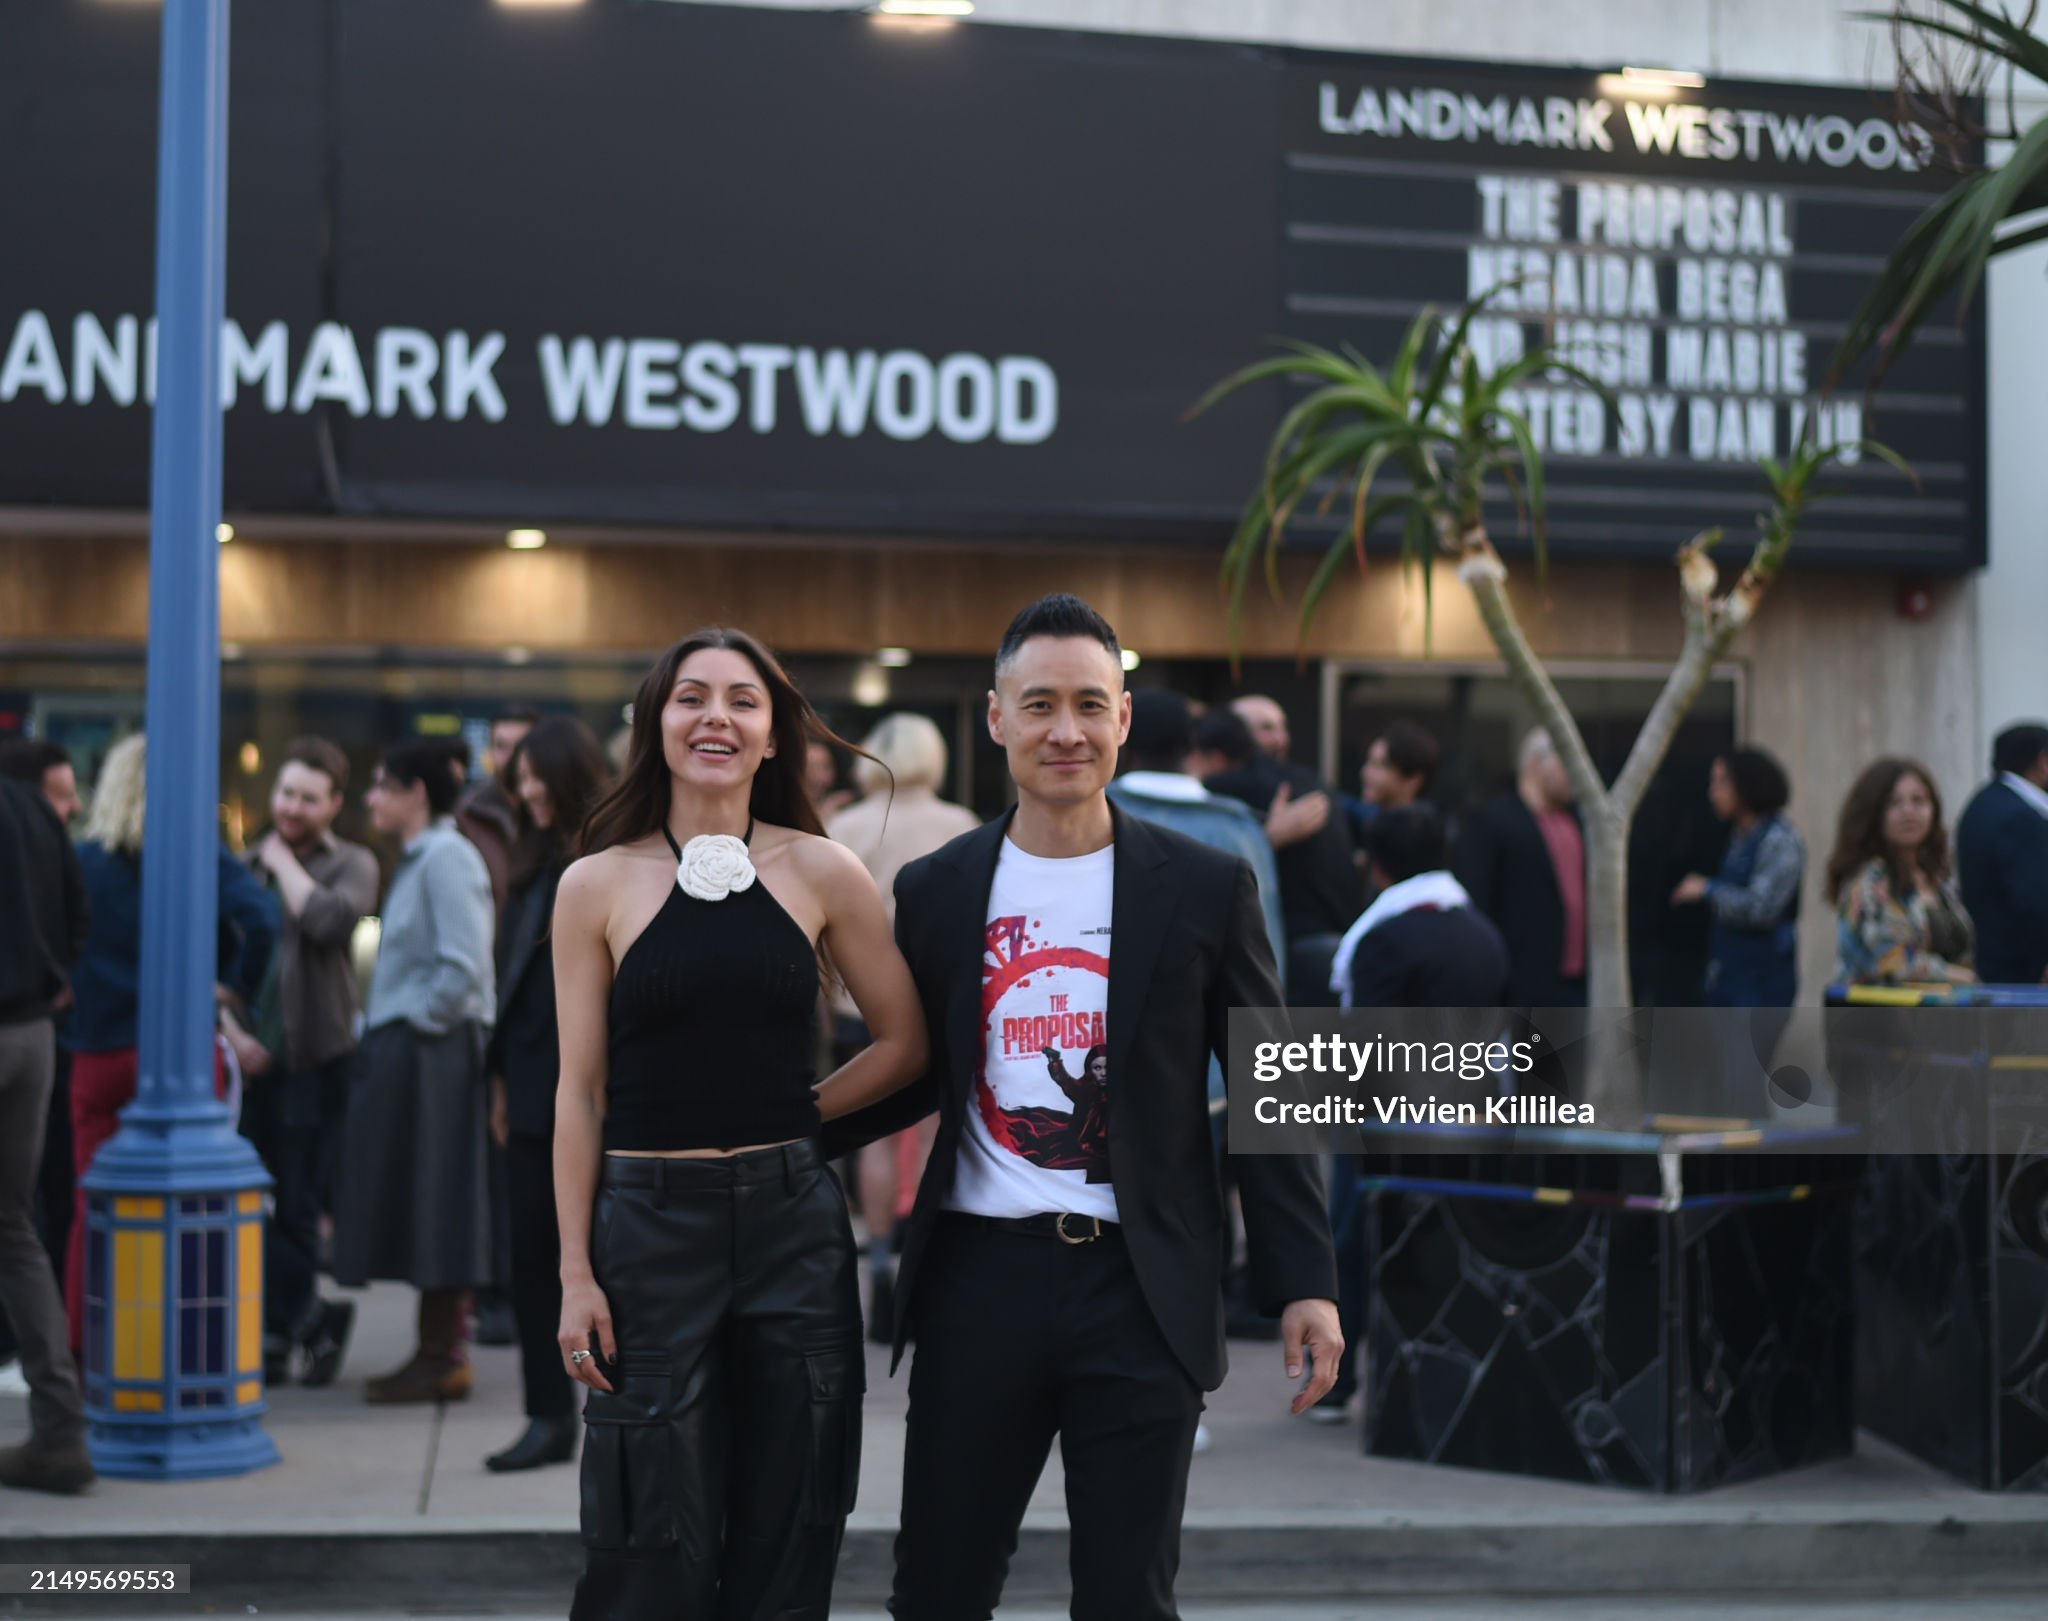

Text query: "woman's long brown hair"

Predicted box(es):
[507, 715, 613, 887]
[579, 627, 862, 857]
[1825, 756, 1950, 903]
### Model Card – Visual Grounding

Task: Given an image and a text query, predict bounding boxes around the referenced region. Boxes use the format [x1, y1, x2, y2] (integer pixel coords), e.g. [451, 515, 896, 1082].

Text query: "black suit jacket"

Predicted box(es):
[487, 860, 564, 1138]
[0, 779, 87, 1023]
[822, 804, 1337, 1391]
[1452, 791, 1583, 1006]
[1957, 779, 2048, 986]
[1347, 904, 1512, 1010]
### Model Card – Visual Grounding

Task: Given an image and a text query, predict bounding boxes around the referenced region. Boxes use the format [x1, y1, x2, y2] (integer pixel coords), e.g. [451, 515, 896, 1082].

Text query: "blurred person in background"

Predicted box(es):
[0, 739, 84, 1393]
[1673, 748, 1805, 1010]
[1829, 758, 1975, 987]
[1453, 728, 1586, 1007]
[453, 715, 534, 1347]
[483, 716, 610, 1472]
[447, 732, 521, 916]
[1334, 805, 1510, 1012]
[63, 734, 277, 1354]
[227, 737, 379, 1388]
[1110, 689, 1284, 980]
[825, 713, 979, 1342]
[807, 736, 855, 821]
[0, 739, 83, 827]
[1313, 803, 1508, 1425]
[1956, 722, 2048, 985]
[0, 772, 90, 1494]
[1195, 703, 1362, 1005]
[333, 740, 496, 1403]
[1345, 720, 1439, 848]
[489, 708, 539, 782]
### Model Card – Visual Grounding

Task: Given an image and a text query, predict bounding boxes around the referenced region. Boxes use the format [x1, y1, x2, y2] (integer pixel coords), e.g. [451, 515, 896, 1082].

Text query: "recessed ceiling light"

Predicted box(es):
[875, 647, 914, 668]
[506, 528, 547, 550]
[875, 0, 973, 14]
[1120, 649, 1142, 673]
[216, 523, 234, 544]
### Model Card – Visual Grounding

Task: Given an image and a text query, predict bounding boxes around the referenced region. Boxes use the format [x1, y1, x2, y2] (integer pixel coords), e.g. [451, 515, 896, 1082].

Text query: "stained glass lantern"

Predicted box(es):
[82, 1179, 280, 1479]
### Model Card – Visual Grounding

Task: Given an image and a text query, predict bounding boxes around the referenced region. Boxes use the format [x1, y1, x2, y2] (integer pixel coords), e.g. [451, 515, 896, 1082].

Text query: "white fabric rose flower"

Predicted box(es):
[676, 833, 757, 902]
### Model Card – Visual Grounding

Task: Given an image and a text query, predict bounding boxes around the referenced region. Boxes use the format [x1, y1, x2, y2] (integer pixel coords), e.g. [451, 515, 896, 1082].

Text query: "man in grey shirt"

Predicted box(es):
[332, 740, 496, 1405]
[231, 737, 380, 1389]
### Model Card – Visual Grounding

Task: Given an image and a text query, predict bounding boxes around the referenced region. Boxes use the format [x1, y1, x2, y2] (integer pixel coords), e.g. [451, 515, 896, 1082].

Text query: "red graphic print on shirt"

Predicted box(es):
[976, 914, 1112, 1183]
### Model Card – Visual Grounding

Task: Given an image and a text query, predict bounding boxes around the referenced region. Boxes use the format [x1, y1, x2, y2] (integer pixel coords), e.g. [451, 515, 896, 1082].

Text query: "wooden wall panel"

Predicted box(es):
[2, 528, 1986, 1010]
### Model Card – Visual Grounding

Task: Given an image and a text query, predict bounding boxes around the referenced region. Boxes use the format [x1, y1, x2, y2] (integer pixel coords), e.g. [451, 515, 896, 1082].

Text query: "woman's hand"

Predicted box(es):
[1671, 874, 1711, 906]
[559, 1274, 617, 1393]
[489, 1075, 509, 1150]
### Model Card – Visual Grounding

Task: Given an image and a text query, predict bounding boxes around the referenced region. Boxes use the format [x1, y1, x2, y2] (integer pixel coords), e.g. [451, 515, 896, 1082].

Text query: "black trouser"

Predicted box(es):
[890, 1216, 1206, 1621]
[572, 1140, 861, 1621]
[0, 1049, 72, 1368]
[506, 1131, 573, 1421]
[241, 1056, 349, 1343]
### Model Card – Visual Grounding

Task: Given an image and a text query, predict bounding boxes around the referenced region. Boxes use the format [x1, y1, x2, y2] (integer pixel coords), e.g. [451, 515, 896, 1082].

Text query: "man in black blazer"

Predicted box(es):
[1957, 722, 2048, 986]
[825, 595, 1340, 1621]
[1452, 728, 1588, 1007]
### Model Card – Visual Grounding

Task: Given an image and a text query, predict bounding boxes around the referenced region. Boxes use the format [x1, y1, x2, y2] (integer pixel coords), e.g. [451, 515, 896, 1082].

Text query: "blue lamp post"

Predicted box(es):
[78, 0, 278, 1480]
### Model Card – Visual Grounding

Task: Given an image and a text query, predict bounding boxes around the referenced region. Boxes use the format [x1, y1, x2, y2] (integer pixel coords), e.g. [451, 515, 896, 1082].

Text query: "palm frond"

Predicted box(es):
[1833, 2, 2048, 385]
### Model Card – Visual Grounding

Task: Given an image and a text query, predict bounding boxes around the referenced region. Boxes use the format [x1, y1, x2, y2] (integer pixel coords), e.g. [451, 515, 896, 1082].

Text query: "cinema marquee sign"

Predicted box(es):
[0, 3, 1983, 565]
[0, 312, 1060, 445]
[1314, 80, 1933, 171]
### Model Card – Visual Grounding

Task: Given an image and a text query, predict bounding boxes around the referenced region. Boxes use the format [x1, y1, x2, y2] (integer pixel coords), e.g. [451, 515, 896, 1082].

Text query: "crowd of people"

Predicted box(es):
[0, 610, 2045, 1613]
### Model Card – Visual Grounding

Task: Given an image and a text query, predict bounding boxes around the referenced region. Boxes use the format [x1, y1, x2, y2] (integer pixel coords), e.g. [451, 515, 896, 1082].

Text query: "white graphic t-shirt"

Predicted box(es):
[944, 838, 1118, 1222]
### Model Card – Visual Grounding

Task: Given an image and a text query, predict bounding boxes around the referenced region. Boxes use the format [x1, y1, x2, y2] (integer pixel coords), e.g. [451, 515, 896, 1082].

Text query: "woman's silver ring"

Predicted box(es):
[570, 1349, 591, 1365]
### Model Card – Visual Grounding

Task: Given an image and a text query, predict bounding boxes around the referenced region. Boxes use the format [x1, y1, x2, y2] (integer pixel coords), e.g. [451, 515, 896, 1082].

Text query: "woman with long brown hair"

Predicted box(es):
[1826, 757, 1976, 986]
[482, 716, 611, 1475]
[551, 629, 925, 1620]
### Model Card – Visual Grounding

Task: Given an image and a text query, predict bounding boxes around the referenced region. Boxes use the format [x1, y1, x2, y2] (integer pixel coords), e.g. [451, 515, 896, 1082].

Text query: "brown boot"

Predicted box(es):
[365, 1289, 474, 1404]
[364, 1357, 471, 1404]
[418, 1288, 469, 1364]
[0, 1438, 96, 1495]
[364, 1350, 429, 1399]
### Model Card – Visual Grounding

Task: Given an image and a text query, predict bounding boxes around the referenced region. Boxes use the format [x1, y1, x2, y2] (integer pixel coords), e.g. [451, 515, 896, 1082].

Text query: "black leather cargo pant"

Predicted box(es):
[571, 1140, 863, 1621]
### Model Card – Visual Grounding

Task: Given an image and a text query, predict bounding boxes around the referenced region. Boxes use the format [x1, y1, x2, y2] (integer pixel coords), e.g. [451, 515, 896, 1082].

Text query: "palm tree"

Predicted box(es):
[1833, 1, 2048, 385]
[1197, 301, 1903, 1021]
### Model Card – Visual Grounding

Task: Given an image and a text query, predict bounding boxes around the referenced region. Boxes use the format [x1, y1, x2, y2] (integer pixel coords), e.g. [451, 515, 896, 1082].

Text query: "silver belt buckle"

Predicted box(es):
[1055, 1213, 1100, 1245]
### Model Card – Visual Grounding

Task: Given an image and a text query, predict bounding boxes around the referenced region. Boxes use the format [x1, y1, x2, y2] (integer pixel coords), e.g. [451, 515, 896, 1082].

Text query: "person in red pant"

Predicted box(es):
[64, 735, 277, 1352]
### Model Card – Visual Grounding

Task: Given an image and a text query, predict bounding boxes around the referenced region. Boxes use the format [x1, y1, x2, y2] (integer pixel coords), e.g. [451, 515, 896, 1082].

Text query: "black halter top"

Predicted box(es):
[604, 824, 821, 1152]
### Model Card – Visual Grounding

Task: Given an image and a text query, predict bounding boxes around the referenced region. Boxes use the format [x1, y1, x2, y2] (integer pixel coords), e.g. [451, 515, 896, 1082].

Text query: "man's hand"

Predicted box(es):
[1265, 783, 1331, 850]
[1279, 1297, 1344, 1414]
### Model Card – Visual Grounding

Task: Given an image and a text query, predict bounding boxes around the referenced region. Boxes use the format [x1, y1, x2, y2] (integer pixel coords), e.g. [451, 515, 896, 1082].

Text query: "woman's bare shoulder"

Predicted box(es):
[759, 825, 869, 890]
[560, 841, 666, 902]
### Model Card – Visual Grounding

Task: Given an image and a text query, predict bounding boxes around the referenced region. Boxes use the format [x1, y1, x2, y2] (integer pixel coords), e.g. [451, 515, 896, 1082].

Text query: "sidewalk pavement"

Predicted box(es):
[6, 1281, 2048, 1608]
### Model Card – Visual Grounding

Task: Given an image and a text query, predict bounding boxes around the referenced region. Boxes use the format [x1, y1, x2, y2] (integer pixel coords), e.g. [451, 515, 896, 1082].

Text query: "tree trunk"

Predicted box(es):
[1581, 806, 1639, 1124]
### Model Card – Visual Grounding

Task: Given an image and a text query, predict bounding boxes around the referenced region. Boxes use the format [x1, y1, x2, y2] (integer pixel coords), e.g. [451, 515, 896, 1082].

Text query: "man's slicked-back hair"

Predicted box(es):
[994, 593, 1121, 680]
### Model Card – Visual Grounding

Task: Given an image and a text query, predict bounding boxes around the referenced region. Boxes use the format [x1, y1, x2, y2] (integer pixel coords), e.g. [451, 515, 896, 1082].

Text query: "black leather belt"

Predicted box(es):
[948, 1211, 1120, 1245]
